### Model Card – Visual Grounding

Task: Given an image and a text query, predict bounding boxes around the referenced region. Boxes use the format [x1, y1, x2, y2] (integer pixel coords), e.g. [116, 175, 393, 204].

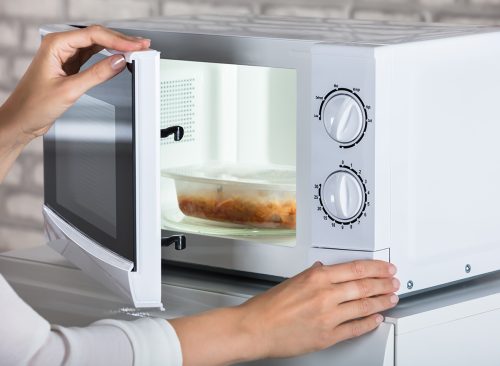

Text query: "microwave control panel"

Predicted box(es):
[310, 44, 375, 251]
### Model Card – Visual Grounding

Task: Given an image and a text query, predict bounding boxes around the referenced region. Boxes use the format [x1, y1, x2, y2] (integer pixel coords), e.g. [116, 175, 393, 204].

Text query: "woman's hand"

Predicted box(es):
[170, 260, 399, 365]
[0, 25, 150, 180]
[4, 25, 150, 141]
[240, 260, 398, 359]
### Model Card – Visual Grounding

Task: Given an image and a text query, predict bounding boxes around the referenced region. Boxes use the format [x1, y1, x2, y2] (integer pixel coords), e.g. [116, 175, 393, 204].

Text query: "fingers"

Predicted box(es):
[64, 54, 126, 100]
[334, 277, 400, 303]
[324, 260, 397, 284]
[330, 314, 384, 345]
[71, 25, 150, 51]
[336, 294, 399, 324]
[47, 25, 150, 58]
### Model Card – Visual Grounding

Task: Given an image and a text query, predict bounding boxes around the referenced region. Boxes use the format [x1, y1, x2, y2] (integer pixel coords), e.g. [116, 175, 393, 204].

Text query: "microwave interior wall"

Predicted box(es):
[159, 59, 297, 242]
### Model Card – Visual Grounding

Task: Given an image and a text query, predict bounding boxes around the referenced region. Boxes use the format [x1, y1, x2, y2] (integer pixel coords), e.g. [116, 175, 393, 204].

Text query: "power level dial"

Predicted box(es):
[322, 92, 366, 144]
[321, 170, 365, 223]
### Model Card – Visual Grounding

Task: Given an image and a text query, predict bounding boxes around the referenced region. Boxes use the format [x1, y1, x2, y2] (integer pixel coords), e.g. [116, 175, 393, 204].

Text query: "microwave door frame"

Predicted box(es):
[41, 24, 161, 308]
[112, 29, 314, 277]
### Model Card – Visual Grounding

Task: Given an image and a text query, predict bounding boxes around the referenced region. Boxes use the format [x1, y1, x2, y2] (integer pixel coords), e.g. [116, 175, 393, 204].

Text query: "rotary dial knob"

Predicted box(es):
[322, 92, 365, 144]
[321, 170, 365, 222]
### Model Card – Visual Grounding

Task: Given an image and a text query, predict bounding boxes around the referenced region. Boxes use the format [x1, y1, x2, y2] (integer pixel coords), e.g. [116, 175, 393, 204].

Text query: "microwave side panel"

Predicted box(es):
[385, 31, 500, 295]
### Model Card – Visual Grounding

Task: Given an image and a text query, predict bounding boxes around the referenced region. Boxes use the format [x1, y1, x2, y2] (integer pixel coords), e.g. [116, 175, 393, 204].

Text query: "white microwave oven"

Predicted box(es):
[41, 15, 500, 308]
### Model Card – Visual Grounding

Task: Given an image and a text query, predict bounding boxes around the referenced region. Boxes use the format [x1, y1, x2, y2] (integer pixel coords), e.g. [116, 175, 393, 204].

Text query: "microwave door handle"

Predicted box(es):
[161, 234, 187, 251]
[161, 126, 184, 141]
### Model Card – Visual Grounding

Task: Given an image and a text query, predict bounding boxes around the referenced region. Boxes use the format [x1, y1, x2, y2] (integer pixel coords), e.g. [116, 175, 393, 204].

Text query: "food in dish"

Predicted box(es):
[177, 193, 296, 229]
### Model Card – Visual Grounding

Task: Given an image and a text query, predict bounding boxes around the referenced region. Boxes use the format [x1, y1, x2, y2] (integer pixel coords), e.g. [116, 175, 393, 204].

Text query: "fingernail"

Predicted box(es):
[388, 264, 397, 275]
[135, 36, 151, 43]
[312, 261, 323, 267]
[392, 278, 400, 290]
[390, 294, 399, 304]
[376, 314, 384, 324]
[111, 55, 126, 70]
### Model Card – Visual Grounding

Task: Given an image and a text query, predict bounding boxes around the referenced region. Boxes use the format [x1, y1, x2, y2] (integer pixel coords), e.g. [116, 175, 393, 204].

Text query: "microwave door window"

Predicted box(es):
[44, 53, 136, 264]
[55, 94, 119, 237]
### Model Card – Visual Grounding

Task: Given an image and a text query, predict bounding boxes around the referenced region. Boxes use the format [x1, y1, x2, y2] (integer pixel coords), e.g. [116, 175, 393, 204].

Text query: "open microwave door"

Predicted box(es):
[41, 25, 162, 308]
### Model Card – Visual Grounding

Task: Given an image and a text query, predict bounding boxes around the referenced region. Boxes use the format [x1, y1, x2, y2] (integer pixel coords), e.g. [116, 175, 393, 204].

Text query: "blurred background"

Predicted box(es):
[0, 0, 499, 252]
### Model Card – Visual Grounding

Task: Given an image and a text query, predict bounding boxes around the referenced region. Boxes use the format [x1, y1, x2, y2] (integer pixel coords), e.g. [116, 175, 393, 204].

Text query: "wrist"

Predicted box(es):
[0, 99, 34, 149]
[234, 303, 270, 362]
[169, 305, 267, 366]
[0, 102, 31, 181]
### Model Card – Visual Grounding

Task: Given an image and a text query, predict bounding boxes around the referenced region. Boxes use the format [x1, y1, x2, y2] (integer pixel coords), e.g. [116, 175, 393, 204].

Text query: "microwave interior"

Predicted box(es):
[159, 59, 298, 243]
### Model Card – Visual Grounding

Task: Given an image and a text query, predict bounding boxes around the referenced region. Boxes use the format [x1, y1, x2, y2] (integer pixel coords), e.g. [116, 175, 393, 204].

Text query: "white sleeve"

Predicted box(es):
[0, 274, 183, 366]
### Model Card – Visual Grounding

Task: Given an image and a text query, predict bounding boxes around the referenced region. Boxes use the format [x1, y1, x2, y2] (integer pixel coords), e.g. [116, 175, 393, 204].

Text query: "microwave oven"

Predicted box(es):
[41, 15, 500, 308]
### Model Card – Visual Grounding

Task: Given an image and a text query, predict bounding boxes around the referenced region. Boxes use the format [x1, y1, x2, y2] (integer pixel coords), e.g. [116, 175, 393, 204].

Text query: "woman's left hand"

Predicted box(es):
[1, 25, 150, 144]
[0, 25, 150, 180]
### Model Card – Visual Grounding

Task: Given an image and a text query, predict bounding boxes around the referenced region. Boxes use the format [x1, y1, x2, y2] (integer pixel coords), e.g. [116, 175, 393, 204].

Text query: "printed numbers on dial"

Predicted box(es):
[313, 164, 370, 229]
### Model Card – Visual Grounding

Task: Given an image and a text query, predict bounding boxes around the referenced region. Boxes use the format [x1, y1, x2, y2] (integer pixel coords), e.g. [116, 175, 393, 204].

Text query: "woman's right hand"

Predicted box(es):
[170, 260, 399, 365]
[239, 260, 399, 359]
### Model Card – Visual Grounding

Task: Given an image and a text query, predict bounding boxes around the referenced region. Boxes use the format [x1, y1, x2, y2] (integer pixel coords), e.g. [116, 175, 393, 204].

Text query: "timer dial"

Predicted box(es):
[321, 170, 365, 222]
[322, 92, 365, 144]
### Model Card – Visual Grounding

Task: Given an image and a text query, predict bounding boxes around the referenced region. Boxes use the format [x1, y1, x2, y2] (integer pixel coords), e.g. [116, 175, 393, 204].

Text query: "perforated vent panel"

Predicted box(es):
[160, 78, 195, 144]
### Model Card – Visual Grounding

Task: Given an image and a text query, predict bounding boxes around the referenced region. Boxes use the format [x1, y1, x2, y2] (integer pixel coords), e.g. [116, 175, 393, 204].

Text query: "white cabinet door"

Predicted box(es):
[395, 305, 500, 366]
[41, 24, 163, 308]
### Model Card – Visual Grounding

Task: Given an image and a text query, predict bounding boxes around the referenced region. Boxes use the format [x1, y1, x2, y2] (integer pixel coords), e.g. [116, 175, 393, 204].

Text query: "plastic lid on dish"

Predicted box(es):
[162, 162, 296, 191]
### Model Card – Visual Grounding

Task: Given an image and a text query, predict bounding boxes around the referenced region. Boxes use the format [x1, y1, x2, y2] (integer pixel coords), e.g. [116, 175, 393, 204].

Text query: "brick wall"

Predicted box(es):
[0, 0, 499, 251]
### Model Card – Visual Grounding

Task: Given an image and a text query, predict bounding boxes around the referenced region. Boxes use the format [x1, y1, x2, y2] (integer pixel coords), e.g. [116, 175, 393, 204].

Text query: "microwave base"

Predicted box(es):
[161, 230, 389, 278]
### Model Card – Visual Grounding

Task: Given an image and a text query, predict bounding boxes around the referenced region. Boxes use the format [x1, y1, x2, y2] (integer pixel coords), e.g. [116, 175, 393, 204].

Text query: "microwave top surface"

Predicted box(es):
[71, 14, 498, 46]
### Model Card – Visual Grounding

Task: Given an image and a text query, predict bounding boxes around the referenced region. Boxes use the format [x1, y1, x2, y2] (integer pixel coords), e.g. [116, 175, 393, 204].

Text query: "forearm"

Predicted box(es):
[170, 305, 263, 366]
[0, 101, 32, 182]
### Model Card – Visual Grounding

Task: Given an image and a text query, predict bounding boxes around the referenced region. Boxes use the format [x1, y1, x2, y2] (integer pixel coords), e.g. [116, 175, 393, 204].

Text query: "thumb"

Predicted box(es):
[67, 54, 126, 97]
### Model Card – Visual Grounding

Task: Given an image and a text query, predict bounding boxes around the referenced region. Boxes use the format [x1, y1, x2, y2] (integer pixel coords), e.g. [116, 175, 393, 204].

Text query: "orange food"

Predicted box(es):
[178, 194, 296, 229]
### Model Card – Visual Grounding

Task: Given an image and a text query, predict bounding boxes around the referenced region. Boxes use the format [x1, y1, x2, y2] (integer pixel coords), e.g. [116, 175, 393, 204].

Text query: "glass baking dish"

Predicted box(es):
[162, 163, 296, 237]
